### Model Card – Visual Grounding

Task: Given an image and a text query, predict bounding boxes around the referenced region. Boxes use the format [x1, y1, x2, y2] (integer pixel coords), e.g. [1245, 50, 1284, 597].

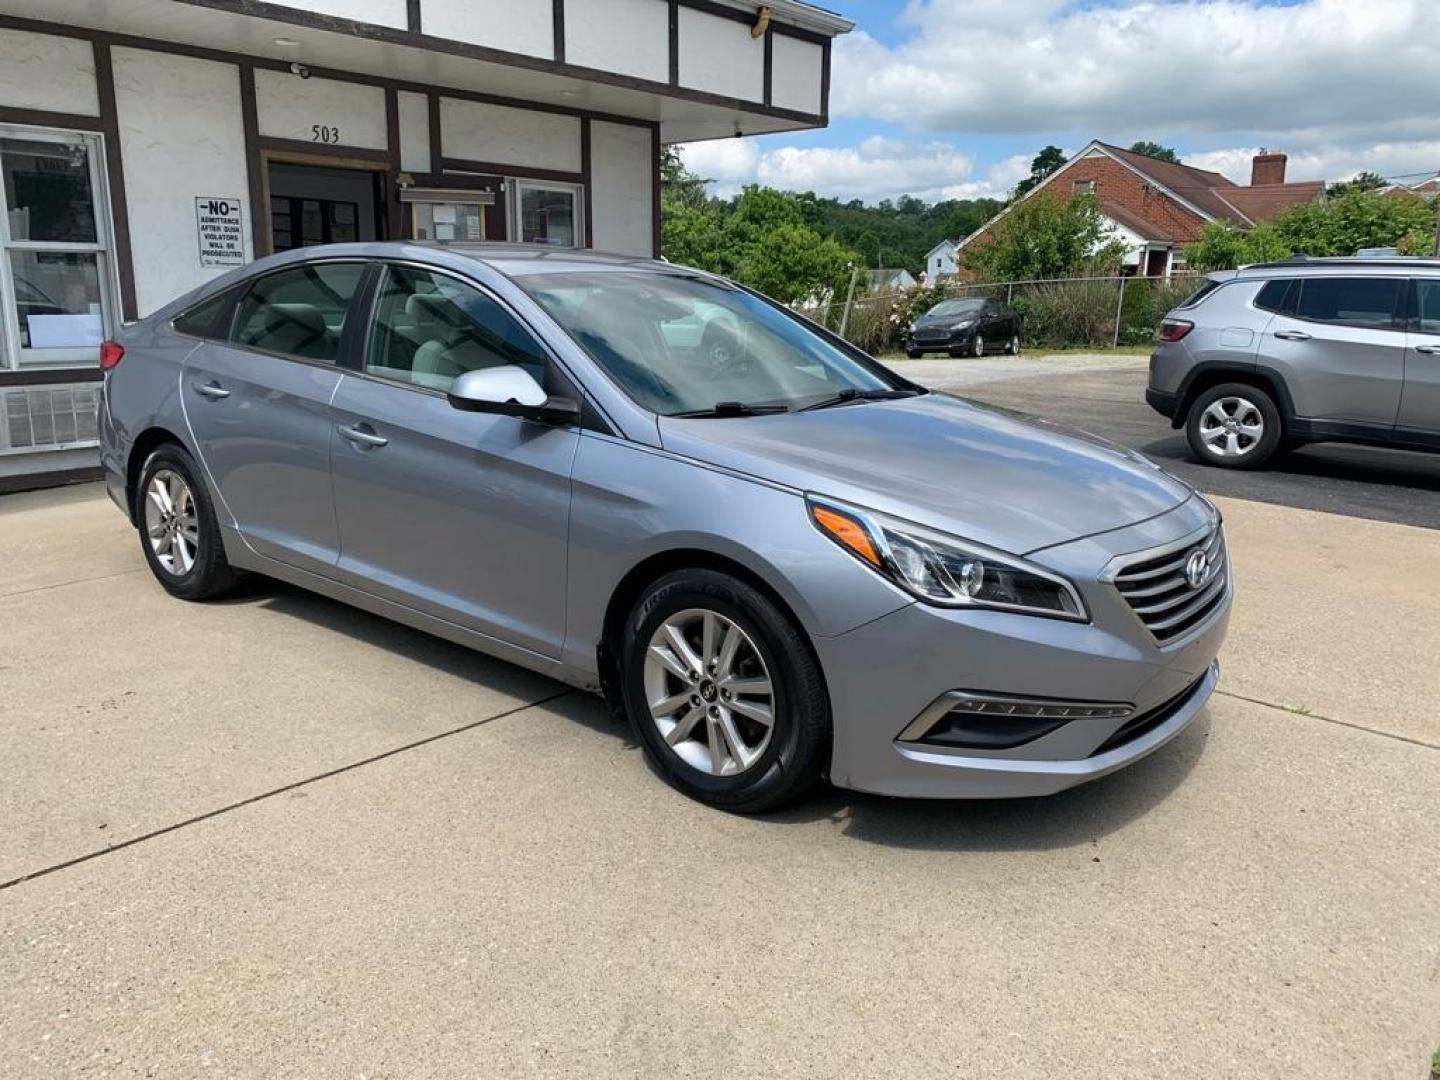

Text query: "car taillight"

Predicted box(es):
[1157, 319, 1194, 343]
[99, 340, 124, 371]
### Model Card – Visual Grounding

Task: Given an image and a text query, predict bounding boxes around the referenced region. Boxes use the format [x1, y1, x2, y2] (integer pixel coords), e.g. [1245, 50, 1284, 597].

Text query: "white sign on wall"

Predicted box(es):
[195, 197, 244, 267]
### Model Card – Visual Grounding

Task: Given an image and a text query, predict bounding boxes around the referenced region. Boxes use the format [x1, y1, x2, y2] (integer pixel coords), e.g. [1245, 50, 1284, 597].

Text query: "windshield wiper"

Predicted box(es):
[671, 401, 791, 419]
[800, 388, 923, 412]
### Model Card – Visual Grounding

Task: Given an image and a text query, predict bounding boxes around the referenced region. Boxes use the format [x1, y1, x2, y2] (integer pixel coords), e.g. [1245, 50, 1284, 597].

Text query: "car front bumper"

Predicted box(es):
[814, 497, 1229, 798]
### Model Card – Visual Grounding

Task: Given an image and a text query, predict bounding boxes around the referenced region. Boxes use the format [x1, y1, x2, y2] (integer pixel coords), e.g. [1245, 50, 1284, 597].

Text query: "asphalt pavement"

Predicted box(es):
[905, 355, 1440, 530]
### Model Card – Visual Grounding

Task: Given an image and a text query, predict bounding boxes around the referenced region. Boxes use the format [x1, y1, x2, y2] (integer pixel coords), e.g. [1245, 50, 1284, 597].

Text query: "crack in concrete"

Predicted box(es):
[1216, 689, 1440, 752]
[0, 568, 146, 601]
[0, 688, 575, 894]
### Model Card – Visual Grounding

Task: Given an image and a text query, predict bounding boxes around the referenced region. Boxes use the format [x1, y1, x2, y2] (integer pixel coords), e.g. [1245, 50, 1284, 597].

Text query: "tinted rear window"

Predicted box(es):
[1294, 277, 1403, 329]
[1253, 279, 1295, 314]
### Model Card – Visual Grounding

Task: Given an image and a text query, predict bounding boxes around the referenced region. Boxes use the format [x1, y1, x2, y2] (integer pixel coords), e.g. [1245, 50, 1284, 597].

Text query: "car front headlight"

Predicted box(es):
[808, 497, 1087, 621]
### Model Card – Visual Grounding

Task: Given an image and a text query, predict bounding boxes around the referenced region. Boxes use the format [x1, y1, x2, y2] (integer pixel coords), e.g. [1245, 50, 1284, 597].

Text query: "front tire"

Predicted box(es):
[620, 569, 829, 812]
[136, 444, 242, 599]
[1185, 383, 1282, 469]
[1005, 332, 1020, 356]
[971, 334, 985, 358]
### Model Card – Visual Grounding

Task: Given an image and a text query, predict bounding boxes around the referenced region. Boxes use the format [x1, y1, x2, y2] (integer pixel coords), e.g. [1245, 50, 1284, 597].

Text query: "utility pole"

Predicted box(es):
[838, 264, 859, 338]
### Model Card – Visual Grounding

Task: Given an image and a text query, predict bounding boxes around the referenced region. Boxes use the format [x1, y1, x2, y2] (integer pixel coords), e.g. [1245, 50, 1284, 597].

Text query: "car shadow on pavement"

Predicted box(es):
[225, 576, 1208, 853]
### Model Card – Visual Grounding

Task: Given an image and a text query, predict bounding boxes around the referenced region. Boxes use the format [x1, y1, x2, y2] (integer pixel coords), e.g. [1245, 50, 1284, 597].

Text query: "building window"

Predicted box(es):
[1071, 179, 1096, 194]
[0, 127, 115, 368]
[512, 180, 583, 247]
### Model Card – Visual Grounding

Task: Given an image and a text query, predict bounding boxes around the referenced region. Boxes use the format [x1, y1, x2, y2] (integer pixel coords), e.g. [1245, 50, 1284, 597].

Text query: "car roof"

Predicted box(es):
[1230, 256, 1440, 280]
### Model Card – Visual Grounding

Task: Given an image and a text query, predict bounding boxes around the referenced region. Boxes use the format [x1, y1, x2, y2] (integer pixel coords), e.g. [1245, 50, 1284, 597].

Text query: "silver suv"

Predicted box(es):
[1147, 257, 1440, 468]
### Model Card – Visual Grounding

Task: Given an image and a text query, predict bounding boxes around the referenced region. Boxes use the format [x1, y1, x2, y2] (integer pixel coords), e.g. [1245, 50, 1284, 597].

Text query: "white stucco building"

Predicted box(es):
[0, 0, 850, 489]
[924, 238, 956, 281]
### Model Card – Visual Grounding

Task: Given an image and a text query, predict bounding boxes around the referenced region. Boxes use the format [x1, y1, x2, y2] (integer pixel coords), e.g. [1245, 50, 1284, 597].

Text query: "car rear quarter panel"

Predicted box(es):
[560, 432, 913, 681]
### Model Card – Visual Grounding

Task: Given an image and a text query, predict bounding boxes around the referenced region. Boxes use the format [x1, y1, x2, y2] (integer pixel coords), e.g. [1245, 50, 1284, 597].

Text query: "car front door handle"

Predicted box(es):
[1273, 330, 1312, 341]
[1415, 344, 1440, 355]
[193, 381, 230, 399]
[338, 423, 388, 448]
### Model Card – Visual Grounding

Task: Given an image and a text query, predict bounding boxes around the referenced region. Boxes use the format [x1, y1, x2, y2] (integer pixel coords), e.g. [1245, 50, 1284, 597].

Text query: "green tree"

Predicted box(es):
[1327, 171, 1388, 196]
[1128, 141, 1180, 164]
[961, 192, 1126, 281]
[1014, 145, 1068, 197]
[1184, 190, 1437, 269]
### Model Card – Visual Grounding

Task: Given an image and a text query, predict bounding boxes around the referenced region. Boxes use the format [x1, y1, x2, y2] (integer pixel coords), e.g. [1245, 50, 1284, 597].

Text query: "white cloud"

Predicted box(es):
[1187, 141, 1440, 187]
[833, 0, 1440, 149]
[678, 138, 1025, 203]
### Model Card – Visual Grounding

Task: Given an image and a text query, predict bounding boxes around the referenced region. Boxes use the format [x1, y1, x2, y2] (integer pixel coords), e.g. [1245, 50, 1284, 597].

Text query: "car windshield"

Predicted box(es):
[519, 270, 898, 415]
[927, 299, 986, 318]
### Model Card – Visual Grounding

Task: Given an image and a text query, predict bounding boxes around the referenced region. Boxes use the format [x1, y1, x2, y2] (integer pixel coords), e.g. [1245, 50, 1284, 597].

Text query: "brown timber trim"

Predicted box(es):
[443, 158, 584, 185]
[668, 1, 681, 87]
[260, 137, 391, 164]
[92, 42, 137, 322]
[820, 38, 832, 122]
[0, 14, 754, 133]
[239, 62, 266, 257]
[427, 93, 443, 174]
[405, 0, 421, 33]
[552, 0, 566, 64]
[0, 367, 102, 387]
[385, 87, 405, 239]
[0, 106, 103, 131]
[580, 118, 593, 248]
[149, 0, 825, 126]
[650, 121, 661, 259]
[762, 28, 773, 107]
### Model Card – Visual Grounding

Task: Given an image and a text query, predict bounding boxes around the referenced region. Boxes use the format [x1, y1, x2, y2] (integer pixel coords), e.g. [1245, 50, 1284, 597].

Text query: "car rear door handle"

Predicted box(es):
[338, 423, 388, 448]
[1415, 344, 1440, 355]
[193, 381, 230, 399]
[1273, 330, 1312, 341]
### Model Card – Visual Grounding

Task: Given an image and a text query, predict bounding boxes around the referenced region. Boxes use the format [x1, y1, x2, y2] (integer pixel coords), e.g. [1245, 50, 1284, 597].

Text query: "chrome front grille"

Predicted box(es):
[1113, 526, 1228, 646]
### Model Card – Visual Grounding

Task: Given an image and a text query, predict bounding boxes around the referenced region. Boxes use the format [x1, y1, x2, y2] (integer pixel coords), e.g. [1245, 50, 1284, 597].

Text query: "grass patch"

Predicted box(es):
[1430, 1046, 1439, 1079]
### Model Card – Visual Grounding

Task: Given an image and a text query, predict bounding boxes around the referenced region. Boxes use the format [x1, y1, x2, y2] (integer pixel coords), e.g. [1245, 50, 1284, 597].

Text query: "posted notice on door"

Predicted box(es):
[196, 197, 245, 267]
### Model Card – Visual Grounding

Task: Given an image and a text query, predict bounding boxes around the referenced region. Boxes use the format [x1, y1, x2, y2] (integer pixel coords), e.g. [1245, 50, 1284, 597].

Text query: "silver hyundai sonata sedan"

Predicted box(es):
[98, 243, 1229, 811]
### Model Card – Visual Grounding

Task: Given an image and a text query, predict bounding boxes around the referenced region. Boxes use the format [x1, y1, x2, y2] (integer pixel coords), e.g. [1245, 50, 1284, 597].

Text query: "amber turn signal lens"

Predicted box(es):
[811, 504, 881, 567]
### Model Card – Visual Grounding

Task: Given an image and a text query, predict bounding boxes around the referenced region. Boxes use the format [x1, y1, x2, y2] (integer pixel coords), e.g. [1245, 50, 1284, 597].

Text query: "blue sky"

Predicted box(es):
[681, 0, 1440, 204]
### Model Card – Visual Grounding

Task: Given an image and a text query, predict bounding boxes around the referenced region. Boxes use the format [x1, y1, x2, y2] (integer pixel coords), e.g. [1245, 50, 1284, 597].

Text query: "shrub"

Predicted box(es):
[1117, 277, 1157, 345]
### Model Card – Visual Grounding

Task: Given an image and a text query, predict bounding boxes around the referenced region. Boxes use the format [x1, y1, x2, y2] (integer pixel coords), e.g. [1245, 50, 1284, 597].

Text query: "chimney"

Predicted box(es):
[1251, 149, 1288, 186]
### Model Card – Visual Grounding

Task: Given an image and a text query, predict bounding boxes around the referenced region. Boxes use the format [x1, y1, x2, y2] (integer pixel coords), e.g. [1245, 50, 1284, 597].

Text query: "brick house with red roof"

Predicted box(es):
[958, 141, 1325, 278]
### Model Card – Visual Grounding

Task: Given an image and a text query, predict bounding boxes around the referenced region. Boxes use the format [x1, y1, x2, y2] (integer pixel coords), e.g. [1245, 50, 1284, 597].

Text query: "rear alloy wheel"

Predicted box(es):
[1185, 382, 1282, 469]
[971, 334, 985, 358]
[136, 444, 242, 599]
[621, 568, 829, 811]
[905, 347, 922, 359]
[1006, 333, 1020, 356]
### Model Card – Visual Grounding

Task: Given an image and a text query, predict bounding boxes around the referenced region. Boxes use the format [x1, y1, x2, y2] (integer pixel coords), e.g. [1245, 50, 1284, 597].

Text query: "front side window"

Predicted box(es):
[1294, 277, 1403, 330]
[515, 182, 580, 247]
[0, 129, 113, 368]
[365, 265, 548, 392]
[231, 262, 365, 363]
[1415, 279, 1440, 335]
[521, 270, 900, 416]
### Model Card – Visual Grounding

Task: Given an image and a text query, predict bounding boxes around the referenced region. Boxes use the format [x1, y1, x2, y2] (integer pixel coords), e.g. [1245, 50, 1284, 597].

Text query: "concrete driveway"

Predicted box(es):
[2, 484, 1438, 1079]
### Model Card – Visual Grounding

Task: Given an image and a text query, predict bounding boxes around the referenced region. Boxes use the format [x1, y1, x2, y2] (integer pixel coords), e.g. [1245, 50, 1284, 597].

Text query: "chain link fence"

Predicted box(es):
[795, 274, 1208, 355]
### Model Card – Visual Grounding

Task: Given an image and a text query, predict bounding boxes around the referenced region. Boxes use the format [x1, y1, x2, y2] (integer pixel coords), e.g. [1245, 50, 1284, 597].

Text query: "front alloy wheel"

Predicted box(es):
[644, 609, 774, 776]
[620, 568, 829, 811]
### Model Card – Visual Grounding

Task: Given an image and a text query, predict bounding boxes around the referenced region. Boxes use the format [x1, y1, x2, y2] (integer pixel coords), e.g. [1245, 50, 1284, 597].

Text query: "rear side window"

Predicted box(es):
[1253, 279, 1296, 314]
[232, 261, 366, 363]
[1294, 277, 1403, 330]
[1416, 279, 1440, 334]
[172, 287, 237, 340]
[1179, 281, 1222, 308]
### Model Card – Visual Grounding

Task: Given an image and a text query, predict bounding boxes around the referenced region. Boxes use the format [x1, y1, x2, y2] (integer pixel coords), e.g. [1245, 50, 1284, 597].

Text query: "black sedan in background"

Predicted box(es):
[905, 297, 1021, 358]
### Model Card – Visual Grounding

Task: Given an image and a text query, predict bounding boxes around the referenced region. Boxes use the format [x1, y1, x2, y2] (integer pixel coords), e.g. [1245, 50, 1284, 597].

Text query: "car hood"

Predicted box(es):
[913, 312, 971, 329]
[658, 393, 1193, 555]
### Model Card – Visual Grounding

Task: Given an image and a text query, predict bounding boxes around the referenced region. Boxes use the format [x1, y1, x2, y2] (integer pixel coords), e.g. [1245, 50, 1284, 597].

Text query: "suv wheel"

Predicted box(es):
[620, 569, 829, 812]
[1185, 382, 1282, 469]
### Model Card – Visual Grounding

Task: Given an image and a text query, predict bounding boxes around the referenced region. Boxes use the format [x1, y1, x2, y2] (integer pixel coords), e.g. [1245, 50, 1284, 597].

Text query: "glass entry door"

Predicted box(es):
[0, 126, 115, 368]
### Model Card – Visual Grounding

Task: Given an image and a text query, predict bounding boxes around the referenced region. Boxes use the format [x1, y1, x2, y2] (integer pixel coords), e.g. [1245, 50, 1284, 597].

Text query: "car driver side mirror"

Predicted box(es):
[447, 366, 580, 425]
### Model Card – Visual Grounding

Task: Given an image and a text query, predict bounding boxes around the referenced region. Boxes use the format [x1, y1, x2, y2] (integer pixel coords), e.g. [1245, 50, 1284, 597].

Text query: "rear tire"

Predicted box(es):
[1185, 383, 1283, 469]
[905, 347, 922, 359]
[1006, 333, 1020, 356]
[136, 444, 242, 600]
[620, 568, 829, 812]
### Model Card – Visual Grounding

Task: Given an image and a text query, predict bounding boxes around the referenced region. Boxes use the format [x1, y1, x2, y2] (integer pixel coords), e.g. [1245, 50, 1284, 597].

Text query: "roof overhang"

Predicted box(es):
[0, 0, 848, 144]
